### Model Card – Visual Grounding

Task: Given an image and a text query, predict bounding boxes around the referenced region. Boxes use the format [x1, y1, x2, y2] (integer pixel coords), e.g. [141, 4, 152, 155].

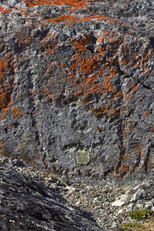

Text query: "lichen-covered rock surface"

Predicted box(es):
[0, 0, 154, 183]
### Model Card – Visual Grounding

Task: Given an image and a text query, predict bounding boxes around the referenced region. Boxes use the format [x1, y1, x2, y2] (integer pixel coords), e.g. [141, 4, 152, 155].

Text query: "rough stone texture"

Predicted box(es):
[0, 157, 104, 231]
[1, 156, 153, 231]
[0, 0, 154, 183]
[61, 179, 154, 230]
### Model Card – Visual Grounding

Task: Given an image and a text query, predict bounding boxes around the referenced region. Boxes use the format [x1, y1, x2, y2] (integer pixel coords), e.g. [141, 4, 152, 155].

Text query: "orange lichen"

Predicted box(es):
[64, 21, 73, 26]
[42, 87, 51, 95]
[29, 160, 35, 166]
[99, 46, 106, 56]
[19, 142, 23, 148]
[11, 107, 21, 119]
[0, 142, 4, 147]
[115, 174, 123, 178]
[104, 68, 118, 92]
[40, 25, 152, 125]
[122, 155, 129, 161]
[136, 149, 143, 158]
[146, 155, 152, 170]
[0, 7, 12, 14]
[26, 0, 93, 8]
[44, 14, 120, 25]
[0, 6, 4, 12]
[0, 56, 13, 112]
[68, 8, 78, 12]
[4, 9, 12, 13]
[48, 48, 55, 54]
[91, 105, 117, 118]
[125, 121, 136, 129]
[144, 111, 149, 116]
[45, 33, 124, 119]
[45, 15, 79, 23]
[97, 127, 103, 132]
[81, 57, 98, 74]
[118, 165, 129, 172]
[124, 94, 132, 101]
[0, 142, 6, 156]
[0, 111, 6, 119]
[0, 150, 6, 156]
[0, 58, 7, 79]
[73, 39, 88, 52]
[120, 59, 127, 65]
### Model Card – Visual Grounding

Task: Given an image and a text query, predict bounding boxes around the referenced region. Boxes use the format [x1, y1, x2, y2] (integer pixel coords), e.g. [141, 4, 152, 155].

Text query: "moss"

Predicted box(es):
[130, 209, 153, 221]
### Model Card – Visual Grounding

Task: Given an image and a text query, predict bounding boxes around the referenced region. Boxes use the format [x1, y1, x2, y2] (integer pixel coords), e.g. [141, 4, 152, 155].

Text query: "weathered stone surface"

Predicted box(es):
[1, 156, 153, 231]
[0, 157, 104, 231]
[61, 177, 154, 230]
[0, 0, 153, 183]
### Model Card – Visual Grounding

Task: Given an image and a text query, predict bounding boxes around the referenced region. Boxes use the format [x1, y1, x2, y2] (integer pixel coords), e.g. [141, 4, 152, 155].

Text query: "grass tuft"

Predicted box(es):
[130, 209, 153, 220]
[119, 209, 154, 231]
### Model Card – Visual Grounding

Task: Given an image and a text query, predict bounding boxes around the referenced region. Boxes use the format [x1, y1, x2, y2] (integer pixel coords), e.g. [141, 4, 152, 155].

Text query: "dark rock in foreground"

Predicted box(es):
[0, 157, 104, 231]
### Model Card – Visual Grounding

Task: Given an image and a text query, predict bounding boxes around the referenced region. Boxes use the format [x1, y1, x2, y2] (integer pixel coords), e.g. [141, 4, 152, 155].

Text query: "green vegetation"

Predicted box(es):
[119, 222, 143, 231]
[130, 209, 153, 220]
[119, 209, 154, 231]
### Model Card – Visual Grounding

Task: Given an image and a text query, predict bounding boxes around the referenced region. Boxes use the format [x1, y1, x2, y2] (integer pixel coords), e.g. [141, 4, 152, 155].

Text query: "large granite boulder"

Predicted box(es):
[0, 0, 153, 183]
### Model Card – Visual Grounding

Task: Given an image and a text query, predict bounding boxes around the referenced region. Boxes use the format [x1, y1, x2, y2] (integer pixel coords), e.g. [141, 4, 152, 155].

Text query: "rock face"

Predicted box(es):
[0, 0, 153, 183]
[0, 157, 104, 231]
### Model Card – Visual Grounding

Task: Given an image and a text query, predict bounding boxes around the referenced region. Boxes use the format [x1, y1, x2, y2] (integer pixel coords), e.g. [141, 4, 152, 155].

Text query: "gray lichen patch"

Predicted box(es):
[21, 133, 30, 142]
[75, 150, 90, 165]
